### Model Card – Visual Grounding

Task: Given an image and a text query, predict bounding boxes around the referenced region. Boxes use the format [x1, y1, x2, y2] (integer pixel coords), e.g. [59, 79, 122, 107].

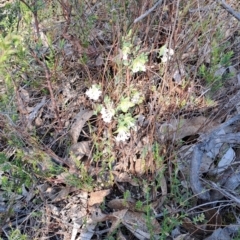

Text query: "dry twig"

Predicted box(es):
[134, 0, 163, 23]
[217, 0, 240, 21]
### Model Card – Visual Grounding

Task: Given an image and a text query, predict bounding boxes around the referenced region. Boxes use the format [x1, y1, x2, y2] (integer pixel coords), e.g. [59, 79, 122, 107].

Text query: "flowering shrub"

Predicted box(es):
[115, 113, 136, 142]
[121, 30, 148, 73]
[84, 30, 148, 142]
[101, 107, 114, 123]
[85, 84, 141, 142]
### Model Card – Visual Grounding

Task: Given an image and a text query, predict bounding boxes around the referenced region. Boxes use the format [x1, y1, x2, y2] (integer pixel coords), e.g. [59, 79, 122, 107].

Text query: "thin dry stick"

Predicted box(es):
[19, 0, 41, 39]
[217, 0, 240, 21]
[204, 180, 240, 205]
[30, 49, 63, 130]
[134, 0, 163, 23]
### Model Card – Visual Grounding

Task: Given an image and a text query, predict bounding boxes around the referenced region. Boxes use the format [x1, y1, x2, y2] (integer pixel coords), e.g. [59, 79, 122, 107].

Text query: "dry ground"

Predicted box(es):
[0, 0, 240, 239]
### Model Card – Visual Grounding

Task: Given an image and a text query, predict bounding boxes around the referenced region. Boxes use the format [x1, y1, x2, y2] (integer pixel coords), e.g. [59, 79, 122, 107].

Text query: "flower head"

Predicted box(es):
[131, 53, 148, 73]
[131, 91, 142, 104]
[161, 47, 174, 63]
[101, 105, 115, 123]
[122, 50, 129, 61]
[115, 125, 130, 142]
[85, 85, 102, 101]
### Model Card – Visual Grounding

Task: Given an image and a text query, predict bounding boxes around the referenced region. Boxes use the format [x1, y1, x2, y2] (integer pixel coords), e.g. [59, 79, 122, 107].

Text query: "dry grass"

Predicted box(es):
[0, 0, 240, 239]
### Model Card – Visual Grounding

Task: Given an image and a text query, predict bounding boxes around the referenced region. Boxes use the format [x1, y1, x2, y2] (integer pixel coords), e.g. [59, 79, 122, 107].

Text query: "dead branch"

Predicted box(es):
[204, 180, 240, 205]
[30, 49, 63, 131]
[217, 0, 240, 21]
[19, 0, 41, 39]
[134, 0, 163, 23]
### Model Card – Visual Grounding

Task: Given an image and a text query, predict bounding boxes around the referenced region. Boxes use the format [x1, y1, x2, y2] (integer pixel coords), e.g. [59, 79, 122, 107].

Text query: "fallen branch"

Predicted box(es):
[204, 180, 240, 205]
[217, 0, 240, 21]
[134, 0, 163, 23]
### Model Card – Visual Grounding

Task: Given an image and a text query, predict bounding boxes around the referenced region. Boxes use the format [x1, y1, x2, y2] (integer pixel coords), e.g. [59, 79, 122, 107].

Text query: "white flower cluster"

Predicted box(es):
[131, 52, 148, 73]
[85, 84, 140, 143]
[131, 92, 141, 104]
[101, 105, 115, 123]
[115, 114, 136, 142]
[161, 48, 174, 63]
[122, 52, 128, 61]
[85, 85, 102, 101]
[132, 60, 146, 73]
[115, 128, 131, 142]
[115, 125, 131, 142]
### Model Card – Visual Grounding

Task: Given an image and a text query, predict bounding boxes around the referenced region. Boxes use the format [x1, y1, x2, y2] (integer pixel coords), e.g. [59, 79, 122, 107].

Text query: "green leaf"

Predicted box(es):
[0, 153, 8, 164]
[159, 44, 167, 57]
[131, 53, 148, 73]
[118, 97, 134, 113]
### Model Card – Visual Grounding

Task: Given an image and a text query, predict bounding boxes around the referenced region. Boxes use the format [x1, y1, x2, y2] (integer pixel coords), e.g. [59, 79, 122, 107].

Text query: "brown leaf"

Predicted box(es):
[69, 141, 91, 160]
[89, 206, 108, 222]
[37, 183, 71, 202]
[108, 209, 129, 236]
[134, 158, 146, 176]
[88, 208, 161, 239]
[69, 106, 93, 143]
[107, 198, 136, 210]
[19, 87, 30, 103]
[88, 189, 111, 206]
[95, 54, 104, 66]
[80, 206, 106, 239]
[28, 96, 46, 122]
[112, 171, 139, 186]
[122, 211, 161, 239]
[158, 116, 217, 141]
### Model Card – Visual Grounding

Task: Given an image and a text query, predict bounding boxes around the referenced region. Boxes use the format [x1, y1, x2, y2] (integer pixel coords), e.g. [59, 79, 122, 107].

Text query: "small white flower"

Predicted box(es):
[161, 48, 174, 63]
[122, 52, 128, 61]
[131, 53, 148, 73]
[132, 62, 146, 73]
[115, 129, 130, 142]
[131, 92, 141, 104]
[85, 85, 102, 101]
[122, 42, 132, 61]
[101, 106, 115, 123]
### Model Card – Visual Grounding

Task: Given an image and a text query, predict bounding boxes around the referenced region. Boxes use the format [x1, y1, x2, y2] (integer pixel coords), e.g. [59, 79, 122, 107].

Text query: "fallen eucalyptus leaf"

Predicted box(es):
[69, 141, 91, 160]
[69, 106, 93, 143]
[224, 172, 240, 190]
[88, 189, 110, 206]
[203, 228, 231, 240]
[122, 211, 161, 239]
[107, 198, 136, 210]
[158, 116, 216, 141]
[216, 147, 235, 174]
